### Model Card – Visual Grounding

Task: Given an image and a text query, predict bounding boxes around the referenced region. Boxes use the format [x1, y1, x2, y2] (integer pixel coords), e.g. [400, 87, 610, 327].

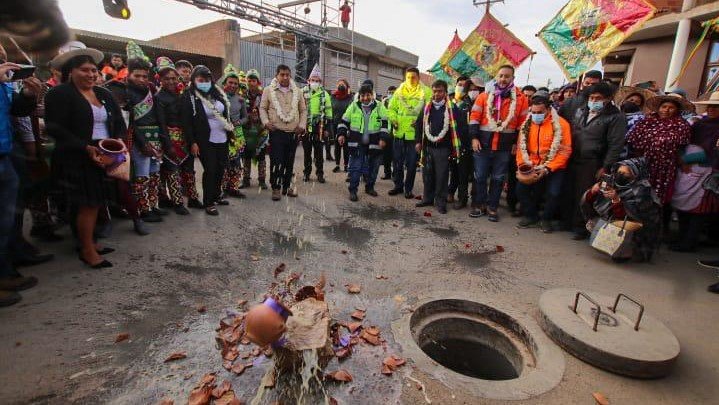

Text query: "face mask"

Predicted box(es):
[531, 113, 546, 124]
[588, 100, 604, 112]
[361, 101, 373, 108]
[337, 85, 347, 92]
[196, 81, 212, 92]
[468, 90, 480, 100]
[432, 99, 446, 108]
[614, 173, 632, 187]
[387, 92, 394, 98]
[310, 82, 320, 90]
[454, 85, 464, 96]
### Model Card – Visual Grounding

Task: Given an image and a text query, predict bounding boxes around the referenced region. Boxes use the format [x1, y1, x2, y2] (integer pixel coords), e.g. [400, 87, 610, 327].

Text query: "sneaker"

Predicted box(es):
[133, 218, 150, 236]
[205, 205, 219, 216]
[228, 190, 246, 199]
[365, 188, 378, 197]
[0, 275, 38, 291]
[453, 200, 467, 210]
[187, 198, 204, 209]
[388, 188, 403, 196]
[0, 290, 21, 307]
[469, 207, 487, 218]
[698, 260, 719, 270]
[215, 199, 230, 206]
[540, 220, 554, 234]
[517, 218, 539, 229]
[286, 188, 298, 198]
[709, 282, 719, 294]
[332, 166, 341, 173]
[259, 181, 269, 190]
[174, 205, 190, 215]
[152, 207, 169, 216]
[272, 189, 281, 201]
[487, 210, 499, 222]
[349, 192, 359, 202]
[141, 211, 163, 223]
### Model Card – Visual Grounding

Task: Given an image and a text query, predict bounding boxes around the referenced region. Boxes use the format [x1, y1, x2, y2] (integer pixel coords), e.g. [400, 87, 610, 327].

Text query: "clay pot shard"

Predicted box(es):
[244, 297, 293, 347]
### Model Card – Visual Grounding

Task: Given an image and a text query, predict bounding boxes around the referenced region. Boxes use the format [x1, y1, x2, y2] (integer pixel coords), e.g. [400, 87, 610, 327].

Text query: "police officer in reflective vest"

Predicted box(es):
[336, 82, 390, 202]
[302, 64, 333, 183]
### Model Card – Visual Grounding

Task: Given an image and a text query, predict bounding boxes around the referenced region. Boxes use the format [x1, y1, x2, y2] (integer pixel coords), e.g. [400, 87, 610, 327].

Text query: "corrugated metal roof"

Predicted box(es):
[71, 28, 216, 57]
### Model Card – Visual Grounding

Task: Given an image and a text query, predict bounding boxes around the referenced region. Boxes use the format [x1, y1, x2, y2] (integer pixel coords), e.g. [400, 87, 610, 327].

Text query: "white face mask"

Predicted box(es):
[309, 82, 320, 90]
[468, 90, 480, 100]
[454, 85, 464, 96]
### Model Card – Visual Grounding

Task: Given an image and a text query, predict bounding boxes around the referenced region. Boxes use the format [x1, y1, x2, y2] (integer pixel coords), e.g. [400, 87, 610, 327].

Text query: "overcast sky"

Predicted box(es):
[57, 0, 585, 88]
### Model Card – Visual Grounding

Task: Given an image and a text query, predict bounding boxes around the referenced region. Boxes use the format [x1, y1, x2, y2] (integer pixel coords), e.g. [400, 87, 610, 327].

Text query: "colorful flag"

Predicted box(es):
[428, 30, 463, 83]
[538, 0, 656, 80]
[448, 12, 533, 82]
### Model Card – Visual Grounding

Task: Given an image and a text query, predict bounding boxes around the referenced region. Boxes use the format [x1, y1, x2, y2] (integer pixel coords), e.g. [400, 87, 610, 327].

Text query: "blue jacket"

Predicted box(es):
[0, 83, 36, 155]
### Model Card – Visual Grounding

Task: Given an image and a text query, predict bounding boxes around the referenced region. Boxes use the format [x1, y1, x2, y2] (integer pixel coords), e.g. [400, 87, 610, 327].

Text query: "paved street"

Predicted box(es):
[1, 154, 717, 405]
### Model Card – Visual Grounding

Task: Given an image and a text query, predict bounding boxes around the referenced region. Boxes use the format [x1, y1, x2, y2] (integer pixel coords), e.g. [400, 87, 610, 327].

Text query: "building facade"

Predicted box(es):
[602, 0, 719, 99]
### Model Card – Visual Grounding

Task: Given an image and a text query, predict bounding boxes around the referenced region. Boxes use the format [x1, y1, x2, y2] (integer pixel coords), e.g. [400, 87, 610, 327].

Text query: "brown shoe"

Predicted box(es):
[0, 276, 38, 291]
[272, 189, 281, 201]
[286, 188, 298, 198]
[0, 290, 21, 307]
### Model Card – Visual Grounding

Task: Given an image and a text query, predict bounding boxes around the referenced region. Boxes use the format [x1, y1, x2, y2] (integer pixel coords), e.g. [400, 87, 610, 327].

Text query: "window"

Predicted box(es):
[702, 38, 719, 95]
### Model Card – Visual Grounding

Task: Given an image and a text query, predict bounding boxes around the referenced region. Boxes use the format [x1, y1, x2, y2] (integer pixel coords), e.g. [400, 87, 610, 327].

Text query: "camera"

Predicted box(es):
[599, 173, 614, 191]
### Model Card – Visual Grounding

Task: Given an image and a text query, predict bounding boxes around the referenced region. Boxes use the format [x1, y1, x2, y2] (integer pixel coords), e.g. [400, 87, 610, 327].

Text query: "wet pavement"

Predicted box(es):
[1, 155, 718, 405]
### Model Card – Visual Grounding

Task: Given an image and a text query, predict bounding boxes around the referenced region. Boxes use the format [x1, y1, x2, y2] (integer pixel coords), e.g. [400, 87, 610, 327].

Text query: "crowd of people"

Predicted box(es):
[2, 39, 718, 308]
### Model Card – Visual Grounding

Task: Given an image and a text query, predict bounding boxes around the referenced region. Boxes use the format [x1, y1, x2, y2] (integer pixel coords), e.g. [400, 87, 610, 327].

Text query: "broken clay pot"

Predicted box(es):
[245, 297, 293, 347]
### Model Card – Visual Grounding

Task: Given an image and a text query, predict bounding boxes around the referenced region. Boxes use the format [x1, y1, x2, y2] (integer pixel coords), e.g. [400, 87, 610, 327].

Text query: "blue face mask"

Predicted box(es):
[196, 81, 212, 93]
[531, 113, 546, 124]
[588, 100, 604, 112]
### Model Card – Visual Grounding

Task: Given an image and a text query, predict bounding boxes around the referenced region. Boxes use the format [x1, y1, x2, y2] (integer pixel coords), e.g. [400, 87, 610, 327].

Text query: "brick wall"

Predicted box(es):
[151, 19, 236, 59]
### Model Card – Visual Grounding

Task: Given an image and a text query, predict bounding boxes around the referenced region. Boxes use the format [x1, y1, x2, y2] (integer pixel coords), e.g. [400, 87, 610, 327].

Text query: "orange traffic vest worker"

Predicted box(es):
[467, 65, 528, 222]
[514, 93, 572, 233]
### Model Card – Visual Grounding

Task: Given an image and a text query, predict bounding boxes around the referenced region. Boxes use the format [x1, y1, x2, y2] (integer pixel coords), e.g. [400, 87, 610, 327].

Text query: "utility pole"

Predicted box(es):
[472, 0, 504, 13]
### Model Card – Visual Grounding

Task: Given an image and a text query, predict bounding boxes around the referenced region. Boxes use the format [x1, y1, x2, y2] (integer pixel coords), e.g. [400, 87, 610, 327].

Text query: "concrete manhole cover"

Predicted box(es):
[392, 294, 564, 400]
[539, 288, 680, 379]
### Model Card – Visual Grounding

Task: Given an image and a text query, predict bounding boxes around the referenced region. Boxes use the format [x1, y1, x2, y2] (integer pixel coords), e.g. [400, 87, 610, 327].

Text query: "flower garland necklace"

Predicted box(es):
[423, 99, 455, 142]
[486, 86, 517, 132]
[268, 78, 300, 123]
[518, 106, 563, 169]
[194, 85, 234, 132]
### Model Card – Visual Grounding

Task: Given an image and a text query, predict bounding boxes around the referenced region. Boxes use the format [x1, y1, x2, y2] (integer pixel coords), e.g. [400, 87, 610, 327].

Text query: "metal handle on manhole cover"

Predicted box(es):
[610, 293, 644, 331]
[572, 292, 601, 332]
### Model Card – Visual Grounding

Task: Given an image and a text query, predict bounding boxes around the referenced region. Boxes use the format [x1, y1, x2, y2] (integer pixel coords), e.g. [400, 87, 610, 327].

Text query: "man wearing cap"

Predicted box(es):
[220, 64, 248, 198]
[301, 64, 332, 183]
[242, 69, 268, 190]
[156, 56, 192, 215]
[259, 64, 307, 201]
[387, 67, 432, 199]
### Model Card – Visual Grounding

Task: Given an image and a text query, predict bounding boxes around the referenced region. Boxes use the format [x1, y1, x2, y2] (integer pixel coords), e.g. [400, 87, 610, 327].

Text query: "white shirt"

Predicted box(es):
[204, 100, 228, 144]
[91, 104, 109, 140]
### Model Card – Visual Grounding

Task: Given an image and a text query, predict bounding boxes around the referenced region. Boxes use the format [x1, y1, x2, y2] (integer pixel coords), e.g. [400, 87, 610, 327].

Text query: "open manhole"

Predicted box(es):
[392, 295, 564, 400]
[417, 317, 521, 380]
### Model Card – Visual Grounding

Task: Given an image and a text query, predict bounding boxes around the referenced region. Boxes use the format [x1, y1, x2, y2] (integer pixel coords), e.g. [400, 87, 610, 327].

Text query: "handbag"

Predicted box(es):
[98, 138, 131, 181]
[589, 217, 636, 259]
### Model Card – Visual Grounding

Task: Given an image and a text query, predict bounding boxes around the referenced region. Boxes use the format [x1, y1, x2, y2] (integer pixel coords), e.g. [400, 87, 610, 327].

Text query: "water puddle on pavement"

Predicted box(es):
[342, 204, 428, 227]
[321, 220, 372, 248]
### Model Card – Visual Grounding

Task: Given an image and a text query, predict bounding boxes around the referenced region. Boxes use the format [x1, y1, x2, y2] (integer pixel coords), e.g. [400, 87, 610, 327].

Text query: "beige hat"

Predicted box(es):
[646, 93, 694, 113]
[49, 41, 104, 70]
[694, 91, 719, 105]
[614, 86, 655, 113]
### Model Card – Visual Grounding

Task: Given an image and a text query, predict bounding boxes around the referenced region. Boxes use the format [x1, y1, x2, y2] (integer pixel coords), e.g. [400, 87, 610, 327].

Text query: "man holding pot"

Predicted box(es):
[515, 92, 572, 233]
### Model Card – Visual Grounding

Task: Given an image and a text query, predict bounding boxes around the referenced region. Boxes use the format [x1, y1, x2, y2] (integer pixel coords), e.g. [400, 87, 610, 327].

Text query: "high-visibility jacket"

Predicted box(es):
[387, 83, 431, 141]
[304, 86, 333, 129]
[337, 100, 389, 154]
[516, 113, 573, 172]
[469, 87, 528, 151]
